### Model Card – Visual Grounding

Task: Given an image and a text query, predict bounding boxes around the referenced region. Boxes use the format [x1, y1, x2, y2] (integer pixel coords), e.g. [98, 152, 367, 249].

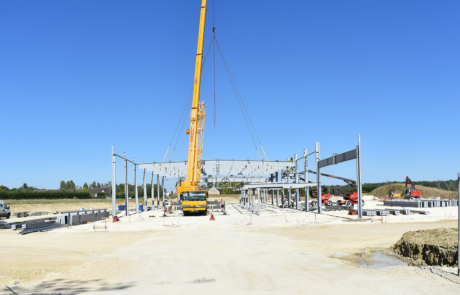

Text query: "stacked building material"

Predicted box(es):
[57, 209, 109, 225]
[383, 199, 458, 208]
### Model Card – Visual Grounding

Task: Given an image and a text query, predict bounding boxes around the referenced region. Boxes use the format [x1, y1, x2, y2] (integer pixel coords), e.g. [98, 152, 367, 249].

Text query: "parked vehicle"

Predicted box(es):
[0, 200, 11, 219]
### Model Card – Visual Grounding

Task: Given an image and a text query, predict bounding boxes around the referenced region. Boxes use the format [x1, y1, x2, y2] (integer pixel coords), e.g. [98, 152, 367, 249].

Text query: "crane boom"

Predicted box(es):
[179, 0, 208, 195]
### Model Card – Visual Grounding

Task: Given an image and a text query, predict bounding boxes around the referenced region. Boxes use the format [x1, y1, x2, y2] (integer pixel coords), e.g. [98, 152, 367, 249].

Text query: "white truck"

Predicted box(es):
[0, 200, 11, 219]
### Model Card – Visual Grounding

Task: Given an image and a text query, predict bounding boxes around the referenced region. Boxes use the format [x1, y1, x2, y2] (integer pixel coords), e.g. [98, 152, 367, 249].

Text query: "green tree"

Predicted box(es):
[69, 180, 76, 189]
[97, 182, 101, 188]
[83, 182, 88, 189]
[92, 181, 97, 188]
[60, 181, 66, 189]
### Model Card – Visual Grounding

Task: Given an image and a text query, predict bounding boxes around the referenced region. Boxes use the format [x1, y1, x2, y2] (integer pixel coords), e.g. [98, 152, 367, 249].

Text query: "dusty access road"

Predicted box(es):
[1, 204, 459, 294]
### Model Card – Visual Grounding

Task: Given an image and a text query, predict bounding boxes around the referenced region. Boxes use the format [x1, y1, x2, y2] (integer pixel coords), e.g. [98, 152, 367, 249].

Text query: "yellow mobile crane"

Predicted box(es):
[178, 0, 208, 216]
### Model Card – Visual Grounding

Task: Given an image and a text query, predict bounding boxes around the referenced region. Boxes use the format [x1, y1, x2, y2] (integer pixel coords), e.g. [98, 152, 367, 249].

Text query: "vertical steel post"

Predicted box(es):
[162, 176, 165, 207]
[248, 189, 251, 210]
[257, 188, 261, 216]
[276, 172, 279, 207]
[252, 189, 256, 213]
[357, 135, 363, 219]
[295, 154, 299, 210]
[124, 153, 129, 216]
[316, 142, 322, 214]
[111, 146, 116, 218]
[287, 169, 291, 208]
[304, 149, 309, 212]
[157, 174, 160, 208]
[151, 173, 154, 208]
[271, 189, 274, 205]
[457, 173, 459, 276]
[134, 158, 139, 215]
[143, 168, 147, 211]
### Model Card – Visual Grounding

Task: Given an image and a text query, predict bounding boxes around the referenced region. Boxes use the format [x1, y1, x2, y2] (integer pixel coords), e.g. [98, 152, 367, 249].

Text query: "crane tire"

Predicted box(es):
[311, 201, 318, 207]
[346, 200, 353, 207]
[7, 213, 10, 219]
[361, 200, 365, 206]
[326, 201, 333, 206]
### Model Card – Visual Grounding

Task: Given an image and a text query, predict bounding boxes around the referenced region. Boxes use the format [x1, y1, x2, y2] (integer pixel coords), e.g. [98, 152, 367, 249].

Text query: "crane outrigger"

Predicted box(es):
[177, 0, 209, 215]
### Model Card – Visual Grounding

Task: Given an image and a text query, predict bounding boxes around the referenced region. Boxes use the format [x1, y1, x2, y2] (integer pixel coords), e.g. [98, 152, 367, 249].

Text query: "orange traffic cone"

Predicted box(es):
[210, 214, 215, 221]
[113, 216, 120, 223]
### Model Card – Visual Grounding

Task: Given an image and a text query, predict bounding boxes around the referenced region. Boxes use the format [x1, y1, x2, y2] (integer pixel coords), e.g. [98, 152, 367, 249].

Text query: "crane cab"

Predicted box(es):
[180, 191, 208, 216]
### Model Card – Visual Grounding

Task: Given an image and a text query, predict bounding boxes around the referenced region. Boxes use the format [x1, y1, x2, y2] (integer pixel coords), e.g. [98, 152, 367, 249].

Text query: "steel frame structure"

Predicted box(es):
[110, 136, 364, 218]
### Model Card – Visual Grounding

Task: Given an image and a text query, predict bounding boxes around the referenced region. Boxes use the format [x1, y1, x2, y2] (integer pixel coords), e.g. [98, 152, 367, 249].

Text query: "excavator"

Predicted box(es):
[404, 176, 422, 198]
[177, 0, 209, 216]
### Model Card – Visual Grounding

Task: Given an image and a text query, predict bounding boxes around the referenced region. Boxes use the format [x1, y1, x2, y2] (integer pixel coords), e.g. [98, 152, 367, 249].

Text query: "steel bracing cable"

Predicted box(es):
[215, 37, 268, 163]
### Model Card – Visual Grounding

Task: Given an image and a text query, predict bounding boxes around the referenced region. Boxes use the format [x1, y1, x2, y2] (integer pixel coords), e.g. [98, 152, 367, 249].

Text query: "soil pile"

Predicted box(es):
[392, 228, 458, 267]
[370, 183, 458, 199]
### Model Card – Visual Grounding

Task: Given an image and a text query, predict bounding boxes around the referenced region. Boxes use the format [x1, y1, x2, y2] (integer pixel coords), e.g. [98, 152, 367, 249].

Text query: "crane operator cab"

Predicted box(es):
[180, 191, 208, 216]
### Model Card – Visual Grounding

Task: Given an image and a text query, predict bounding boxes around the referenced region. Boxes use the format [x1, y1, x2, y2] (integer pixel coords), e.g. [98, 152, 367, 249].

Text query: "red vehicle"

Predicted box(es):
[336, 192, 364, 206]
[404, 176, 422, 198]
[309, 187, 333, 206]
[306, 171, 364, 207]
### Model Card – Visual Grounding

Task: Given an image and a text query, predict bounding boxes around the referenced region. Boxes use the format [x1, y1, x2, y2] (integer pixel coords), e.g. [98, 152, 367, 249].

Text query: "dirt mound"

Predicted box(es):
[392, 228, 458, 267]
[370, 183, 458, 199]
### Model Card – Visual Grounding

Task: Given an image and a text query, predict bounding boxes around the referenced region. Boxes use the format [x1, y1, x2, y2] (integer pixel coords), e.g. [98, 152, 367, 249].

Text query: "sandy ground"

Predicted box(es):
[1, 200, 459, 294]
[5, 196, 240, 214]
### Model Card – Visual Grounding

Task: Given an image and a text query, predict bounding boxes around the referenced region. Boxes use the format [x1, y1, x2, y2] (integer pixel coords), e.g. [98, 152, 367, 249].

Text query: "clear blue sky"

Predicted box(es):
[1, 0, 459, 191]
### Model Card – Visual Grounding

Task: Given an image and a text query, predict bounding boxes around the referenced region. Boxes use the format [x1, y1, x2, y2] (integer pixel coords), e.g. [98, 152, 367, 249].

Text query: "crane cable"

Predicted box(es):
[215, 37, 269, 164]
[213, 0, 216, 128]
[164, 38, 215, 164]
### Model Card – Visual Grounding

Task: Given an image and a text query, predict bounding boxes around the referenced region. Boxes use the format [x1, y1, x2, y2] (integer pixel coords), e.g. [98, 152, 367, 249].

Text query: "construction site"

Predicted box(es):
[1, 1, 459, 294]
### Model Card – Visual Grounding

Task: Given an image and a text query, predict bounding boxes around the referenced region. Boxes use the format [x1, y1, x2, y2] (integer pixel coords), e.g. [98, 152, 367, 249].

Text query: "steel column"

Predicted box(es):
[124, 153, 129, 216]
[111, 146, 116, 218]
[276, 172, 279, 207]
[151, 173, 154, 207]
[134, 158, 139, 215]
[257, 188, 261, 216]
[457, 172, 459, 276]
[295, 154, 299, 210]
[287, 169, 291, 208]
[316, 142, 322, 214]
[157, 174, 160, 208]
[357, 135, 363, 219]
[304, 149, 309, 212]
[252, 189, 256, 213]
[161, 176, 165, 207]
[143, 168, 147, 211]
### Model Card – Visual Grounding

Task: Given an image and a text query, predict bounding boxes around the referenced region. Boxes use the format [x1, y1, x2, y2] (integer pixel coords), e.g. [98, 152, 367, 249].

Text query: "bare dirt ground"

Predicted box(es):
[1, 201, 459, 294]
